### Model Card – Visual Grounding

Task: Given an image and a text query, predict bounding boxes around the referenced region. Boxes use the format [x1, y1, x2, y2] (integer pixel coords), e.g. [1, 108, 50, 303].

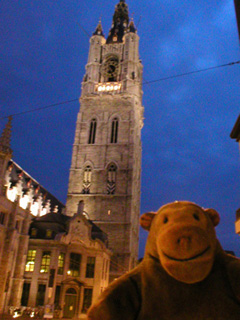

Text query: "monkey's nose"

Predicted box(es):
[177, 236, 191, 250]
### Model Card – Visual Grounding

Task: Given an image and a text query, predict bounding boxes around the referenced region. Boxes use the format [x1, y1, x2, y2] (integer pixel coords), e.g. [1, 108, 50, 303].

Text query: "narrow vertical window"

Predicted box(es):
[68, 253, 81, 277]
[82, 288, 93, 313]
[25, 250, 36, 272]
[21, 282, 31, 306]
[0, 212, 5, 225]
[88, 119, 97, 144]
[110, 118, 118, 143]
[36, 284, 46, 306]
[82, 166, 92, 194]
[54, 285, 61, 306]
[40, 251, 51, 273]
[107, 164, 117, 194]
[58, 253, 65, 275]
[86, 257, 95, 278]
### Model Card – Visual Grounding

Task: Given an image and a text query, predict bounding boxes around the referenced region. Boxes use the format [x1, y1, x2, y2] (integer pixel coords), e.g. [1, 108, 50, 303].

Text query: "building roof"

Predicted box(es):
[230, 114, 240, 142]
[106, 0, 136, 44]
[93, 19, 104, 37]
[234, 0, 240, 40]
[6, 160, 65, 214]
[29, 211, 108, 247]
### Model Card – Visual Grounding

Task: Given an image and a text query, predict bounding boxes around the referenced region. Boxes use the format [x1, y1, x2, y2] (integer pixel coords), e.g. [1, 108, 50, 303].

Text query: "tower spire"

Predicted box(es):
[0, 116, 13, 156]
[107, 0, 129, 43]
[93, 18, 104, 36]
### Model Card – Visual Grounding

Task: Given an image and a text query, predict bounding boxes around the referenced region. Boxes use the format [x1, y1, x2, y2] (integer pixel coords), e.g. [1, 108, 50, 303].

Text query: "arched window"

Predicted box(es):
[88, 119, 97, 144]
[107, 164, 117, 194]
[102, 56, 119, 82]
[111, 118, 118, 143]
[82, 166, 92, 194]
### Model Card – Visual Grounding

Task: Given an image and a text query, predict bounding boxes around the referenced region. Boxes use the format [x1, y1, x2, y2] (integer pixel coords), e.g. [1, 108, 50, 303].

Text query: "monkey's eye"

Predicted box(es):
[163, 216, 168, 224]
[193, 213, 200, 221]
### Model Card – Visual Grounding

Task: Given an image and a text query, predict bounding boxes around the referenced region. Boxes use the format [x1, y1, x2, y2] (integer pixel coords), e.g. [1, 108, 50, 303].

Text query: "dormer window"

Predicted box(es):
[46, 229, 52, 238]
[31, 228, 37, 237]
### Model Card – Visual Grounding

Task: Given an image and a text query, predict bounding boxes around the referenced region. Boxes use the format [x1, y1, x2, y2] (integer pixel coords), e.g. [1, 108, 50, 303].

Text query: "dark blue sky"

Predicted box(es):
[1, 0, 240, 258]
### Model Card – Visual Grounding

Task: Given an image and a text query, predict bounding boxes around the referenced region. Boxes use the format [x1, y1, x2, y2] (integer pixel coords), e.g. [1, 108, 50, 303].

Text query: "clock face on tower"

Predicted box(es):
[102, 56, 119, 82]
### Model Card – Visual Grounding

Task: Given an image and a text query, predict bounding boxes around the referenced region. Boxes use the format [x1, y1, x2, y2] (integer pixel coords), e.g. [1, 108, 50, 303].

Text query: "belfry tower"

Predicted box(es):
[66, 0, 144, 280]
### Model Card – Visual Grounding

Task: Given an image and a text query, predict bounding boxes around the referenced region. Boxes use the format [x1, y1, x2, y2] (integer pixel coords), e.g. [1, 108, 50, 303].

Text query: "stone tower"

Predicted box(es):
[66, 0, 144, 281]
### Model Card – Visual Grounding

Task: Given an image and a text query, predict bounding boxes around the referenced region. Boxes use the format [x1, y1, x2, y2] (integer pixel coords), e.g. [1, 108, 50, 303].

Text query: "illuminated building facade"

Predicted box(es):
[66, 0, 144, 281]
[0, 118, 111, 318]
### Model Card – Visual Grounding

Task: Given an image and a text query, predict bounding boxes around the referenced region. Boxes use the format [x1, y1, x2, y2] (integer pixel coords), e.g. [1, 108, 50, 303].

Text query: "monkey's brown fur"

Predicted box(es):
[88, 201, 240, 320]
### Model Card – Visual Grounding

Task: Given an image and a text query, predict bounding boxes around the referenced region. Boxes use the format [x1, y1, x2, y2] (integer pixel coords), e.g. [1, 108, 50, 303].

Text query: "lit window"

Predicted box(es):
[7, 186, 17, 202]
[86, 257, 95, 278]
[107, 164, 117, 194]
[82, 166, 92, 194]
[40, 251, 51, 273]
[25, 250, 36, 272]
[58, 253, 65, 275]
[30, 202, 39, 216]
[82, 288, 93, 313]
[31, 228, 37, 237]
[20, 194, 29, 210]
[88, 119, 97, 144]
[68, 253, 81, 277]
[111, 118, 118, 143]
[46, 229, 52, 238]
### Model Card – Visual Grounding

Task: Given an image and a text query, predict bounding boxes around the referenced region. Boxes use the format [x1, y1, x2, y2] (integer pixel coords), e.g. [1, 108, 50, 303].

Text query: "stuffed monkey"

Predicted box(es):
[87, 201, 240, 320]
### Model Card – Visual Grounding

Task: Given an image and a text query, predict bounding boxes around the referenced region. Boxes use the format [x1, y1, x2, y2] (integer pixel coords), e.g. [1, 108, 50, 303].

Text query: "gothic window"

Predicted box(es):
[111, 118, 118, 143]
[86, 257, 96, 278]
[25, 250, 36, 272]
[88, 119, 97, 144]
[68, 253, 81, 277]
[82, 166, 92, 194]
[40, 251, 51, 273]
[107, 164, 117, 194]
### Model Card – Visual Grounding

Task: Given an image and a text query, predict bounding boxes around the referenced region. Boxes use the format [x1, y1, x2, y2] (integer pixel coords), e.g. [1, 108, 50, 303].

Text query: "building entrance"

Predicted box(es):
[63, 288, 77, 318]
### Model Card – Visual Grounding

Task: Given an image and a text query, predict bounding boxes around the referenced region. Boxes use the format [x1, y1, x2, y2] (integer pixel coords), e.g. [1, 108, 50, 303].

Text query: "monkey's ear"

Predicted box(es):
[140, 212, 157, 231]
[204, 208, 220, 227]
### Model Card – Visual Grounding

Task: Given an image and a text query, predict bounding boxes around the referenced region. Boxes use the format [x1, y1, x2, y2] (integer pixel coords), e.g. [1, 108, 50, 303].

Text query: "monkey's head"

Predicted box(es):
[140, 201, 220, 284]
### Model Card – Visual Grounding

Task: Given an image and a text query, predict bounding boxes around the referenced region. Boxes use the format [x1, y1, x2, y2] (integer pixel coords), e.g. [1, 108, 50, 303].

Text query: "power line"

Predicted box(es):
[1, 60, 239, 120]
[142, 60, 240, 85]
[0, 99, 78, 120]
